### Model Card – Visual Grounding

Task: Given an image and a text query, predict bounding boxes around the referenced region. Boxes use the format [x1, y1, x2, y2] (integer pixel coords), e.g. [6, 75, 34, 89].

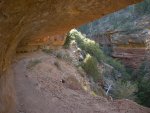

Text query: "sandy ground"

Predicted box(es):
[13, 50, 150, 113]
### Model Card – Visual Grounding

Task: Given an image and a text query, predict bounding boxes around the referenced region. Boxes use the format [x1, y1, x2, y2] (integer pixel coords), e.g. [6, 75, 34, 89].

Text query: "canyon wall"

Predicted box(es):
[16, 34, 66, 53]
[0, 0, 142, 74]
[111, 30, 150, 69]
[92, 29, 150, 69]
[0, 0, 143, 113]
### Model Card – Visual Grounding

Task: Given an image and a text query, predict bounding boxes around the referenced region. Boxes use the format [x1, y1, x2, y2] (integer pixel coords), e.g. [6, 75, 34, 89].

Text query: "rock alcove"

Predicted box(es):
[0, 0, 144, 113]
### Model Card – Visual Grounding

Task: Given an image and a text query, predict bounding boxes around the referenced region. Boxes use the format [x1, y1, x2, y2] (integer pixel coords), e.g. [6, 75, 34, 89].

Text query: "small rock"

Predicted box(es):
[60, 79, 65, 83]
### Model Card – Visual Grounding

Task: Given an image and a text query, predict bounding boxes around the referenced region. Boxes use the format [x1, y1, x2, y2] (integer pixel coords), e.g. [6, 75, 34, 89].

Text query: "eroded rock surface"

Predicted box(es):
[0, 0, 142, 73]
[14, 51, 150, 113]
[111, 29, 150, 69]
[91, 14, 150, 69]
[16, 34, 66, 53]
[0, 0, 143, 113]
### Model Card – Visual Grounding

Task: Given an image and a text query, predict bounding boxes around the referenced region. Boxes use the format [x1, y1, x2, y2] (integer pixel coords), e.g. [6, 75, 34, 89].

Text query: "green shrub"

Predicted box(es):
[77, 66, 85, 77]
[68, 29, 129, 81]
[69, 29, 105, 62]
[135, 0, 150, 15]
[134, 61, 150, 81]
[112, 80, 137, 100]
[105, 57, 129, 80]
[136, 77, 150, 107]
[135, 61, 150, 107]
[82, 54, 100, 81]
[56, 52, 63, 59]
[56, 51, 72, 62]
[63, 33, 73, 49]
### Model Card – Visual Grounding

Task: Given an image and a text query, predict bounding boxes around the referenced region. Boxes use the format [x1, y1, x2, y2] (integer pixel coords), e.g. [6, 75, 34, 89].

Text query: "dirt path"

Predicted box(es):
[13, 51, 150, 113]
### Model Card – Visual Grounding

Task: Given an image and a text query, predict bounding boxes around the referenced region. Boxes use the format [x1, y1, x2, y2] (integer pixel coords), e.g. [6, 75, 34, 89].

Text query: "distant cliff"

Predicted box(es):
[78, 0, 150, 69]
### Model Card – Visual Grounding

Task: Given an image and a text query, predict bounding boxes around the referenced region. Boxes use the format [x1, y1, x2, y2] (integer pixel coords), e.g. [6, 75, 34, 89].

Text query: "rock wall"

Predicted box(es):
[16, 34, 66, 53]
[0, 0, 142, 74]
[92, 29, 150, 69]
[0, 69, 16, 113]
[0, 0, 143, 112]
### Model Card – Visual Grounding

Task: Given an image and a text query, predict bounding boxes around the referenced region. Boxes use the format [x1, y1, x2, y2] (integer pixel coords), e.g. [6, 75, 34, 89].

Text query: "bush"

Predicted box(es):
[112, 80, 137, 100]
[68, 29, 129, 81]
[135, 61, 150, 107]
[136, 77, 150, 107]
[55, 51, 72, 62]
[56, 52, 64, 59]
[82, 54, 100, 81]
[134, 61, 150, 81]
[134, 0, 150, 15]
[63, 33, 73, 49]
[105, 57, 129, 80]
[69, 29, 105, 62]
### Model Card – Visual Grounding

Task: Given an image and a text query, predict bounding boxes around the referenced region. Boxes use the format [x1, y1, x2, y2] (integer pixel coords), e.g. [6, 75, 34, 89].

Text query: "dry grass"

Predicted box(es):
[26, 59, 41, 69]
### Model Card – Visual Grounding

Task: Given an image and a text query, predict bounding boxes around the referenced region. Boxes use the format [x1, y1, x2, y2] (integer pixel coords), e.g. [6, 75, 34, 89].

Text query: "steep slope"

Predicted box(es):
[13, 50, 150, 113]
[0, 0, 144, 112]
[77, 0, 150, 69]
[85, 15, 150, 69]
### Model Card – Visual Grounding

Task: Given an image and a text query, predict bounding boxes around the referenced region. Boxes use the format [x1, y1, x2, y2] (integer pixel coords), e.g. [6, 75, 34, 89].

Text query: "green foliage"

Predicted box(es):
[105, 57, 129, 79]
[134, 61, 150, 81]
[126, 67, 134, 79]
[78, 0, 150, 35]
[137, 77, 150, 107]
[82, 54, 100, 81]
[112, 80, 137, 100]
[76, 0, 150, 106]
[135, 61, 150, 107]
[69, 29, 105, 62]
[63, 33, 73, 49]
[56, 51, 72, 62]
[134, 0, 150, 15]
[102, 46, 112, 56]
[56, 52, 63, 59]
[68, 29, 128, 80]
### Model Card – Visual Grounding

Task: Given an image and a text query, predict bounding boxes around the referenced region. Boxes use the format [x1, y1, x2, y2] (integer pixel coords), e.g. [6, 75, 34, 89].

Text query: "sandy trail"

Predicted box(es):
[13, 51, 150, 113]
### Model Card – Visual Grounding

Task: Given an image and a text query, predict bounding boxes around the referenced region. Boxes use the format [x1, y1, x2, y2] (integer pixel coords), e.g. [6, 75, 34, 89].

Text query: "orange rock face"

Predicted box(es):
[92, 30, 150, 69]
[0, 0, 144, 113]
[17, 34, 66, 52]
[112, 47, 147, 69]
[0, 0, 142, 73]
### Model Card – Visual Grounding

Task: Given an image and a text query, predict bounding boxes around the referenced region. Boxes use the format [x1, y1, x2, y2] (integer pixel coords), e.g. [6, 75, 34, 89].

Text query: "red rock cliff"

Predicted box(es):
[0, 0, 144, 113]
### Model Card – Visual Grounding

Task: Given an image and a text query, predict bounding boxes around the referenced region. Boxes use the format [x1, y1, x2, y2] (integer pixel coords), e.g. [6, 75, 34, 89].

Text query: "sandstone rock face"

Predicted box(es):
[0, 0, 142, 74]
[111, 30, 150, 69]
[16, 34, 66, 53]
[0, 0, 143, 113]
[92, 29, 150, 69]
[111, 29, 150, 69]
[90, 14, 150, 69]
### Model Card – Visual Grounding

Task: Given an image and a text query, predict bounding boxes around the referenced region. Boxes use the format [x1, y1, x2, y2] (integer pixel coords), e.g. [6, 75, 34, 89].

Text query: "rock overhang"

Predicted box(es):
[0, 0, 143, 72]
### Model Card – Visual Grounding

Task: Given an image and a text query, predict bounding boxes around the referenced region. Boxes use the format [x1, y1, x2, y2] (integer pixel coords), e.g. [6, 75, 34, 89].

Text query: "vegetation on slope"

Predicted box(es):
[65, 29, 136, 100]
[75, 0, 150, 108]
[68, 29, 129, 78]
[82, 54, 100, 82]
[134, 61, 150, 107]
[65, 28, 150, 107]
[78, 0, 150, 36]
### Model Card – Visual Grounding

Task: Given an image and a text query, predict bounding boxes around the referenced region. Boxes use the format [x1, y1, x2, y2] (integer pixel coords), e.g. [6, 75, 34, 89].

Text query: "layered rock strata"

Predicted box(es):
[0, 0, 143, 113]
